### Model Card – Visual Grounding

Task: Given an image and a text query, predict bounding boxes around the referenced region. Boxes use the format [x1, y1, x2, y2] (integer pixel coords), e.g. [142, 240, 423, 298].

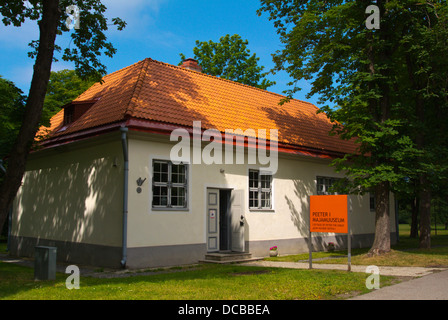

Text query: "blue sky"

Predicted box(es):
[0, 0, 317, 105]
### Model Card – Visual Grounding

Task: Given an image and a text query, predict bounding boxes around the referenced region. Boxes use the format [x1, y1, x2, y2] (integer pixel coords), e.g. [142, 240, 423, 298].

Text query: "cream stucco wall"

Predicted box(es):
[126, 133, 396, 250]
[11, 130, 396, 267]
[12, 134, 124, 248]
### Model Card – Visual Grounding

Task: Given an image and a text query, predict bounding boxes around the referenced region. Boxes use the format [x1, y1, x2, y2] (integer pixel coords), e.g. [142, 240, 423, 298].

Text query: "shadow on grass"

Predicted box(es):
[0, 261, 371, 300]
[265, 230, 448, 267]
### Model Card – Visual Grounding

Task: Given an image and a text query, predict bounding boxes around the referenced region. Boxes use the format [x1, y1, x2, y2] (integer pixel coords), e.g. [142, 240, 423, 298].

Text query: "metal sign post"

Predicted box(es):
[347, 196, 351, 272]
[308, 195, 351, 272]
[308, 228, 313, 269]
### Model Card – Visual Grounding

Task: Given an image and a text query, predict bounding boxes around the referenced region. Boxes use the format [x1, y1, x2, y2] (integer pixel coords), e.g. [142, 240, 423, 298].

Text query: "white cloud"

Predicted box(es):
[102, 0, 166, 17]
[0, 19, 39, 49]
[101, 1, 186, 50]
[7, 64, 34, 93]
[0, 0, 166, 45]
[102, 0, 166, 35]
[145, 29, 185, 49]
[51, 60, 76, 72]
[0, 0, 177, 92]
[0, 1, 41, 48]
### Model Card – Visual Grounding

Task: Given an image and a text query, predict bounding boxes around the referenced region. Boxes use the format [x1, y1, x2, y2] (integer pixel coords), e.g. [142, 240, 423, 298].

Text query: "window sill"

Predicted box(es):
[249, 208, 275, 213]
[151, 207, 189, 212]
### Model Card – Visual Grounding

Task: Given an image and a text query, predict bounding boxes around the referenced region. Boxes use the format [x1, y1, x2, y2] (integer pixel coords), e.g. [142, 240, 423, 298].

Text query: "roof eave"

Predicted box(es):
[35, 121, 127, 150]
[125, 118, 348, 160]
[36, 118, 350, 160]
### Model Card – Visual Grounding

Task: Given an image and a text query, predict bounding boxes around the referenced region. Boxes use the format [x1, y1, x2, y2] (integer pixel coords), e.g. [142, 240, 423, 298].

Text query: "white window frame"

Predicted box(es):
[152, 159, 188, 210]
[249, 169, 273, 210]
[316, 176, 340, 195]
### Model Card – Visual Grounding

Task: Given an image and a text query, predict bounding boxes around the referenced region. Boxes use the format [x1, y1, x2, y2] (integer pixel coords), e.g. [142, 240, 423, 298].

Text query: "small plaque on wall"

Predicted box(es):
[209, 209, 217, 233]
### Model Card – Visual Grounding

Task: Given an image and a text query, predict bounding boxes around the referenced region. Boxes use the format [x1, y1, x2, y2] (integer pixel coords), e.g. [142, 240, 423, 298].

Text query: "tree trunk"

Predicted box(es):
[0, 0, 60, 232]
[368, 181, 391, 256]
[414, 75, 431, 248]
[419, 175, 431, 249]
[410, 195, 419, 238]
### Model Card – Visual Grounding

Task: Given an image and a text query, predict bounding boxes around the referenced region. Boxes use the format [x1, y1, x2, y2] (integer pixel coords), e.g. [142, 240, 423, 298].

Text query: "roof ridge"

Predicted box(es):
[124, 58, 151, 118]
[75, 58, 149, 103]
[147, 58, 317, 109]
[41, 57, 356, 155]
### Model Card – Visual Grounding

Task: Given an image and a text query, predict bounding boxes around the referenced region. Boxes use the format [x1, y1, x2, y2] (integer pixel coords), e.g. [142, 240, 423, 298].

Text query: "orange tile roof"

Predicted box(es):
[40, 58, 357, 155]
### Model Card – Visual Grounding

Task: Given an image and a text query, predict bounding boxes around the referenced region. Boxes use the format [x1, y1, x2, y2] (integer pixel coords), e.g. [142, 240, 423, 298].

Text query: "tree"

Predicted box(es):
[179, 34, 275, 90]
[42, 69, 95, 125]
[392, 1, 448, 248]
[0, 70, 92, 163]
[0, 76, 27, 161]
[0, 1, 126, 233]
[258, 0, 448, 254]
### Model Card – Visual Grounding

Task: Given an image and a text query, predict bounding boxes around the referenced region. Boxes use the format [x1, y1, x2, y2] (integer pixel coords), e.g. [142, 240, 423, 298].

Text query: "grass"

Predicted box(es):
[0, 237, 7, 254]
[1, 224, 445, 300]
[266, 224, 448, 268]
[0, 263, 381, 300]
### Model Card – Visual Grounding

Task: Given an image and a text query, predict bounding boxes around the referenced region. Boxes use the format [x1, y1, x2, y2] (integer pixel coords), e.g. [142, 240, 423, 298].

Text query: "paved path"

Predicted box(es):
[350, 269, 448, 300]
[242, 260, 448, 300]
[241, 260, 443, 277]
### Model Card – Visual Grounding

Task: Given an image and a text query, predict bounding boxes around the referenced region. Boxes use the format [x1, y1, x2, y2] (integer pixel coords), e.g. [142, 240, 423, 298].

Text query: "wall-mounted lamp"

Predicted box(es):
[220, 169, 225, 174]
[136, 177, 147, 194]
[137, 177, 147, 186]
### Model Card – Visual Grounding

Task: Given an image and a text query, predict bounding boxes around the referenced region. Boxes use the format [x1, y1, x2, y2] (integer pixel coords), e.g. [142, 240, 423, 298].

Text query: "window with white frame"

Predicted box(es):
[152, 160, 188, 209]
[316, 176, 340, 195]
[249, 169, 272, 210]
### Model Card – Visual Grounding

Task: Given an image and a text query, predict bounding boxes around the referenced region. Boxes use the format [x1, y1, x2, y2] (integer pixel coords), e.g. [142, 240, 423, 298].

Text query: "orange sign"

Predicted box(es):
[310, 195, 348, 233]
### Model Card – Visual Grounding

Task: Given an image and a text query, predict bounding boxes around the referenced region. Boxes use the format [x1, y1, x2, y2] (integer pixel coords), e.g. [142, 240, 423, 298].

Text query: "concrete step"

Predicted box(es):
[205, 252, 252, 261]
[200, 252, 263, 264]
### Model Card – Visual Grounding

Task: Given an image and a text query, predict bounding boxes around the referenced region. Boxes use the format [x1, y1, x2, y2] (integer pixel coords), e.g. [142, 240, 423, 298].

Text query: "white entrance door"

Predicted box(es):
[230, 189, 245, 252]
[206, 188, 219, 252]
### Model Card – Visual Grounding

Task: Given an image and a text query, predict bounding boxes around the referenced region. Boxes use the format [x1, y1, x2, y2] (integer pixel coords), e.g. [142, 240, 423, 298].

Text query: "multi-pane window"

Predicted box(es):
[316, 176, 340, 195]
[249, 170, 272, 210]
[152, 160, 187, 209]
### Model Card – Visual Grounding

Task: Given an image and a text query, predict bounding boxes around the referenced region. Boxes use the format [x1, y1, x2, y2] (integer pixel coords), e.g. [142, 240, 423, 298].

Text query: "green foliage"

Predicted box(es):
[0, 76, 26, 159]
[180, 34, 275, 90]
[0, 0, 126, 82]
[0, 70, 94, 160]
[0, 1, 126, 234]
[42, 69, 95, 126]
[258, 0, 448, 196]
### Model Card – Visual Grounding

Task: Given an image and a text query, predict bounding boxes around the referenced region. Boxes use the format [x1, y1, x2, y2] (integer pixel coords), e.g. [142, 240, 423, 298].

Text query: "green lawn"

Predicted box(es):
[266, 224, 448, 267]
[0, 237, 7, 254]
[0, 262, 385, 300]
[1, 224, 444, 300]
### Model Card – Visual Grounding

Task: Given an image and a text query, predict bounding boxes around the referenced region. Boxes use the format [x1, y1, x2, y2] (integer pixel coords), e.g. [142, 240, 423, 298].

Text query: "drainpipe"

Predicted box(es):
[120, 127, 129, 268]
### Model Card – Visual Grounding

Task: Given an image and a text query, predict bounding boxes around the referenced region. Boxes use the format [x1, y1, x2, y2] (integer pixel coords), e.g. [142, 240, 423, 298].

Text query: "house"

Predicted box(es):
[10, 58, 397, 268]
